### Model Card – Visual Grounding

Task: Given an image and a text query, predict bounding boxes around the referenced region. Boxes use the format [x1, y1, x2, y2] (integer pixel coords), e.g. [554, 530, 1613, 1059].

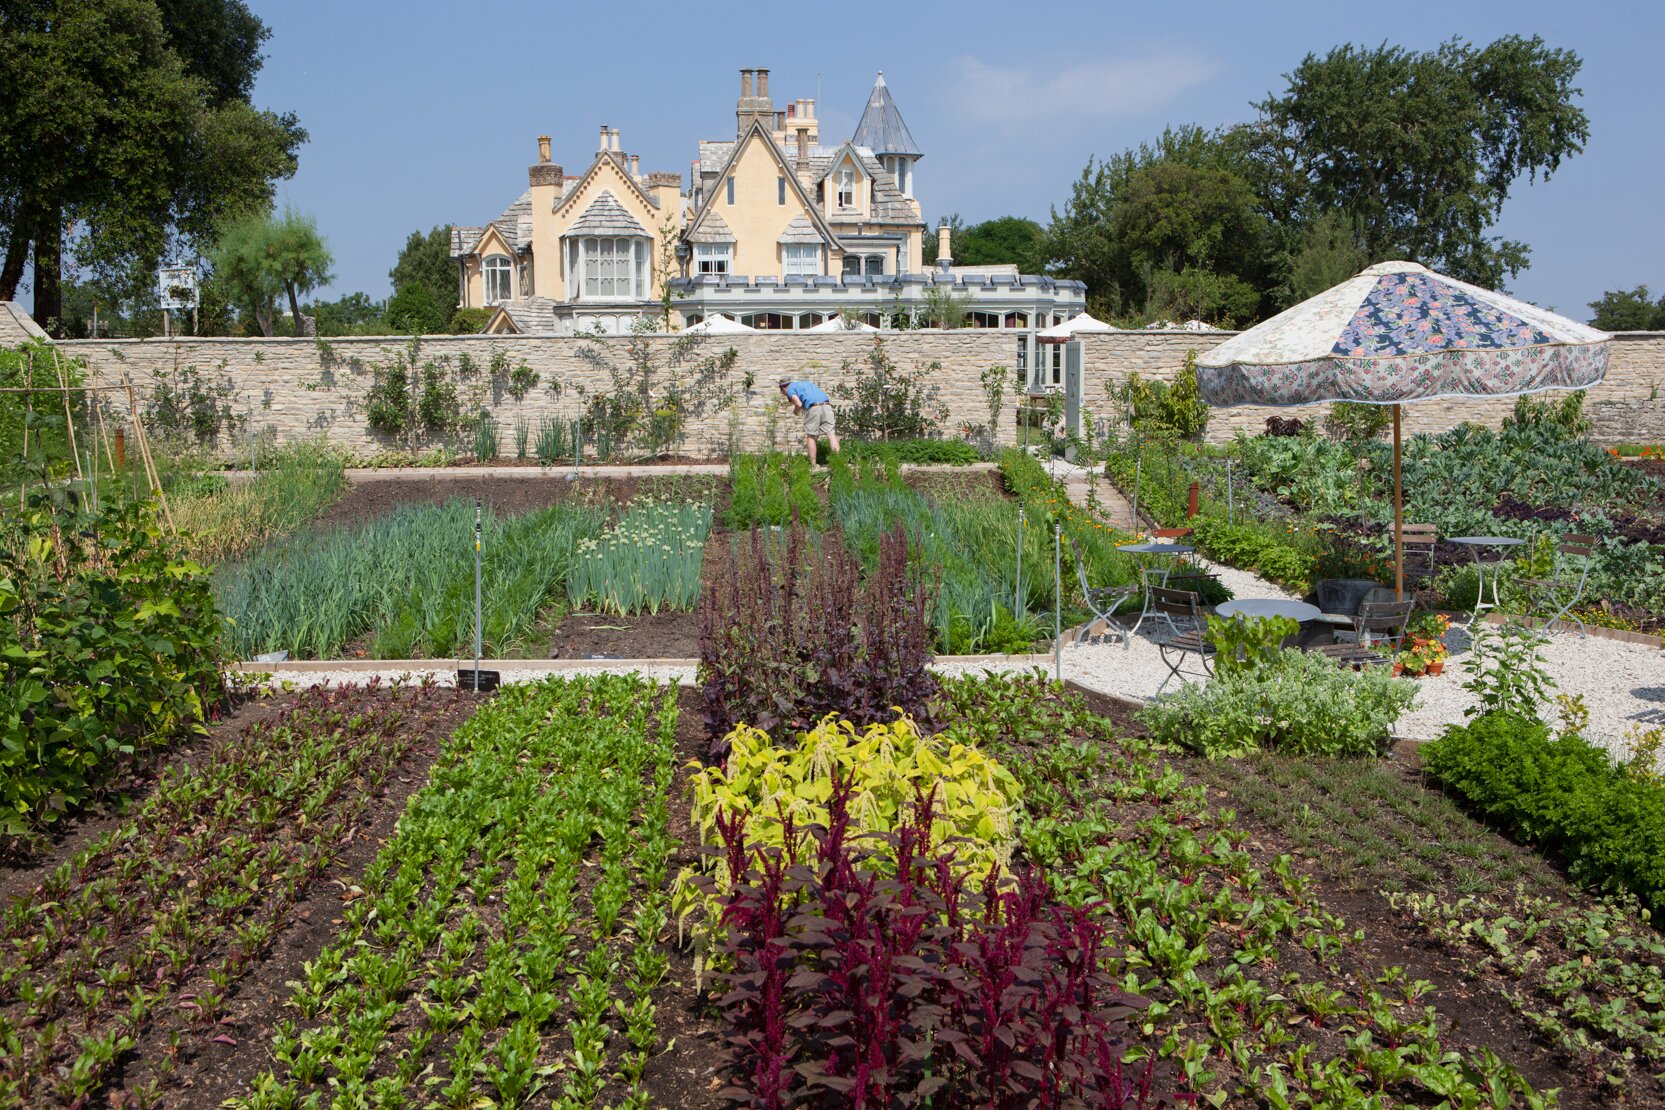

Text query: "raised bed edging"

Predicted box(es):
[1481, 611, 1663, 649]
[229, 651, 1054, 674]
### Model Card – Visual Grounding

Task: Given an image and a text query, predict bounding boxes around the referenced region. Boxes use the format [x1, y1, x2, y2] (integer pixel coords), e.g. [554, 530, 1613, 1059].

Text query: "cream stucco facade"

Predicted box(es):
[451, 69, 1083, 336]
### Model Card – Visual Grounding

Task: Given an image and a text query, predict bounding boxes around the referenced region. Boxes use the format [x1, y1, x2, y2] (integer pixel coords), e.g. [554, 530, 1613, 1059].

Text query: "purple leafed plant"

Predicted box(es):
[704, 773, 1177, 1108]
[698, 521, 937, 760]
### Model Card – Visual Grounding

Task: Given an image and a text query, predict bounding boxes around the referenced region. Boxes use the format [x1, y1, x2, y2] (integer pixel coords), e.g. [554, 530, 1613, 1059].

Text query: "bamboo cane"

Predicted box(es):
[124, 376, 175, 532]
[51, 349, 82, 482]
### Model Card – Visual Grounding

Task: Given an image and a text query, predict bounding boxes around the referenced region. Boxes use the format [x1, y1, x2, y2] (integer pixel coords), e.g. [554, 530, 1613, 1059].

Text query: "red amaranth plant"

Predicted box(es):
[698, 521, 937, 760]
[704, 773, 1177, 1108]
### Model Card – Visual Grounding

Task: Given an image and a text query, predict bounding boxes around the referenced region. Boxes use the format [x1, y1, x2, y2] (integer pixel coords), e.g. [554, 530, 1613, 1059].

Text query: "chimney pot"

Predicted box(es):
[629, 154, 640, 177]
[741, 69, 753, 98]
[611, 127, 621, 152]
[786, 101, 795, 119]
[757, 68, 770, 98]
[537, 135, 551, 163]
[937, 223, 954, 270]
[598, 125, 608, 152]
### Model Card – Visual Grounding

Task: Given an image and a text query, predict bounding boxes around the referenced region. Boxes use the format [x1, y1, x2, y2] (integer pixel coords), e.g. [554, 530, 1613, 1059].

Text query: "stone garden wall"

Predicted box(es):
[56, 328, 1665, 457]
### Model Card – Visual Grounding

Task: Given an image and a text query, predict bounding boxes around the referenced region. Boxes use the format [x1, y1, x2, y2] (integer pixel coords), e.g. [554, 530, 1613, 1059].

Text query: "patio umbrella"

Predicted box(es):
[1195, 261, 1609, 599]
[804, 316, 878, 332]
[683, 314, 755, 334]
[1038, 311, 1117, 343]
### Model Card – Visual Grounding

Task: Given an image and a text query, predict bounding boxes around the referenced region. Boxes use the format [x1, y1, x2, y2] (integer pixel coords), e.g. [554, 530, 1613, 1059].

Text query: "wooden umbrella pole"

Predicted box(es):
[1393, 403, 1404, 602]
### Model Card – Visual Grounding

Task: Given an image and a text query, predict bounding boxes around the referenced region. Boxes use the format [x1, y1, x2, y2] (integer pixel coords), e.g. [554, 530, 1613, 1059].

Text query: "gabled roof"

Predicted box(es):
[698, 140, 734, 177]
[555, 151, 662, 221]
[814, 143, 919, 225]
[683, 119, 841, 250]
[565, 190, 648, 237]
[486, 297, 561, 334]
[777, 216, 822, 244]
[451, 191, 535, 258]
[688, 209, 735, 244]
[851, 71, 920, 158]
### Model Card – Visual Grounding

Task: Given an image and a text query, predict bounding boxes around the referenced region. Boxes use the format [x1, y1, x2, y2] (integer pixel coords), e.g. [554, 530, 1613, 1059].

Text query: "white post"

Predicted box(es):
[1054, 522, 1062, 683]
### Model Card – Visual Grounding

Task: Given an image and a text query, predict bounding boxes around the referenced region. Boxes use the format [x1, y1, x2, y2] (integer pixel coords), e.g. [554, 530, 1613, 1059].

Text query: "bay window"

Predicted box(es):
[566, 236, 651, 301]
[782, 243, 821, 277]
[483, 255, 512, 305]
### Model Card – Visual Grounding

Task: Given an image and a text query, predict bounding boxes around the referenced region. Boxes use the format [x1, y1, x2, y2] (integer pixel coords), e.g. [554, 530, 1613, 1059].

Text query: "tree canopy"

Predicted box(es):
[389, 226, 457, 313]
[1588, 287, 1665, 332]
[207, 208, 332, 337]
[1044, 36, 1589, 326]
[0, 0, 304, 333]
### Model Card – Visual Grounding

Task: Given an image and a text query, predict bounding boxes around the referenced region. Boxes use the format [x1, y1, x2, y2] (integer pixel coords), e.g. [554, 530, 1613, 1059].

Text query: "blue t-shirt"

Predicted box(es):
[785, 381, 829, 407]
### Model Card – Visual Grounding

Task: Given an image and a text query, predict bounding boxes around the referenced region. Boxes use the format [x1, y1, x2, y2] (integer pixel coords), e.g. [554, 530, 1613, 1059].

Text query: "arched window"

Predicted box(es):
[483, 256, 512, 305]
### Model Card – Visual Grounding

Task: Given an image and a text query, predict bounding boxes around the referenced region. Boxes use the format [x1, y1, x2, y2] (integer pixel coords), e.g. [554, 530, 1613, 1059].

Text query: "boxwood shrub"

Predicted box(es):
[1423, 712, 1665, 915]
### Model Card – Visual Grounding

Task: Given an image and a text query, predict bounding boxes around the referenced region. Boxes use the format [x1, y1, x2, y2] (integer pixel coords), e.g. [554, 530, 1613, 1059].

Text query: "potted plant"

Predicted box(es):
[1404, 612, 1451, 675]
[1395, 649, 1427, 677]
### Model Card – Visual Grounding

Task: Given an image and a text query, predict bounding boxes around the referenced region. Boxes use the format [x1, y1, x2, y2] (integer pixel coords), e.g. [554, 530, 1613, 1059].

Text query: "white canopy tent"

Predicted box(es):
[804, 317, 879, 333]
[1038, 312, 1117, 343]
[682, 314, 755, 335]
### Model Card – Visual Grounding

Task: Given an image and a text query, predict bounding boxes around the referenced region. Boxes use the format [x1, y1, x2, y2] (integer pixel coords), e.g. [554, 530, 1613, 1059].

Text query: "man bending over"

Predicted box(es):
[777, 377, 840, 464]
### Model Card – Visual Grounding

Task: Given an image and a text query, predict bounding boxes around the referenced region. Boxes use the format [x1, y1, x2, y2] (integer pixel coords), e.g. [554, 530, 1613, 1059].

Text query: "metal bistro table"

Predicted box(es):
[1215, 598, 1322, 624]
[1448, 536, 1525, 624]
[1117, 541, 1197, 636]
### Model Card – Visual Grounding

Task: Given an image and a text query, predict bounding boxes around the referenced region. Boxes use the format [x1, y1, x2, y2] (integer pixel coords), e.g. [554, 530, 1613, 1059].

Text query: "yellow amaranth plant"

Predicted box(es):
[675, 714, 1022, 951]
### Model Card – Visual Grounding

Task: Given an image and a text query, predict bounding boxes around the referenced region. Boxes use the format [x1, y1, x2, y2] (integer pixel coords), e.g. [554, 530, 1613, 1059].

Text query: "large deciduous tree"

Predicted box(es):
[1256, 35, 1588, 289]
[1588, 287, 1665, 332]
[389, 226, 457, 314]
[0, 0, 303, 333]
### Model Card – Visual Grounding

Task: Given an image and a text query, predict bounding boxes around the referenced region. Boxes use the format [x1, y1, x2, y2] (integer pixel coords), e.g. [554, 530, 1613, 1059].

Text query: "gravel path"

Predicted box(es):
[1062, 589, 1665, 760]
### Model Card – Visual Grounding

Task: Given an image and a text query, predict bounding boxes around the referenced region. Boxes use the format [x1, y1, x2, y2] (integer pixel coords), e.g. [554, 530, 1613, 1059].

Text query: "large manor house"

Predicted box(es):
[449, 68, 1085, 339]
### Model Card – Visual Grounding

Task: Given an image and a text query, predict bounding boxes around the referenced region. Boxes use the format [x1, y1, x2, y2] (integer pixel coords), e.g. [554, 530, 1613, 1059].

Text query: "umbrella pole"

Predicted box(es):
[1393, 404, 1404, 602]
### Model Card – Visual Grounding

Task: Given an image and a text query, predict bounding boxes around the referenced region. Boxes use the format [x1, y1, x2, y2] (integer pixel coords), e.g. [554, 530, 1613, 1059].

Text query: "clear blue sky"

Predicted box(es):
[249, 0, 1663, 319]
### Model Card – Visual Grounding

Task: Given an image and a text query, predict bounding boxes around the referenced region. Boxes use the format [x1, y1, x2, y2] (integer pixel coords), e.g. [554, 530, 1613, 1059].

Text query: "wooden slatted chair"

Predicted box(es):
[1150, 586, 1215, 694]
[1308, 598, 1413, 668]
[1401, 524, 1440, 578]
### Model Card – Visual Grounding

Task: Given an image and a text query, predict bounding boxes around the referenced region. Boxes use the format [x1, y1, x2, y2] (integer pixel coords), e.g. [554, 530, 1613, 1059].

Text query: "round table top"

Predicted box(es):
[1215, 598, 1322, 623]
[1116, 542, 1195, 555]
[1448, 536, 1525, 547]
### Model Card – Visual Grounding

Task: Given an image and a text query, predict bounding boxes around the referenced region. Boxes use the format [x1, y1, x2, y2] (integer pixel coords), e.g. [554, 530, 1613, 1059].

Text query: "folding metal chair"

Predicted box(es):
[1307, 598, 1413, 668]
[1520, 533, 1597, 636]
[1069, 538, 1139, 647]
[1150, 586, 1215, 694]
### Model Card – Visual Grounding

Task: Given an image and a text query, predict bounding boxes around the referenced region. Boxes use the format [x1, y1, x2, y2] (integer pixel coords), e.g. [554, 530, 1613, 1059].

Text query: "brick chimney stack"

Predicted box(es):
[736, 66, 775, 136]
[529, 134, 563, 188]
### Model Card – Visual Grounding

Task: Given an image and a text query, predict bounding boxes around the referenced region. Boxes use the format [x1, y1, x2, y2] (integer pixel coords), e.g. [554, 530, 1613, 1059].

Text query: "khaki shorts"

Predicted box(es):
[803, 403, 836, 437]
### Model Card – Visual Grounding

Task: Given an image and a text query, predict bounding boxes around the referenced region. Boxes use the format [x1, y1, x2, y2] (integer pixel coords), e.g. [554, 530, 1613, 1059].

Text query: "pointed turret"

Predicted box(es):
[851, 71, 921, 158]
[852, 71, 921, 200]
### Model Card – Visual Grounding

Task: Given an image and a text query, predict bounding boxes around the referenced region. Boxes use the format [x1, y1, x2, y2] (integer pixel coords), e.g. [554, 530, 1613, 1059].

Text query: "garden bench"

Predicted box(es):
[1069, 537, 1139, 647]
[1151, 586, 1215, 693]
[1521, 532, 1597, 637]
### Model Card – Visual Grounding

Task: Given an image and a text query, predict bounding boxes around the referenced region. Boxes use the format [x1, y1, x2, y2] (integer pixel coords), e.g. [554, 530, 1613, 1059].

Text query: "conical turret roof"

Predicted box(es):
[851, 71, 921, 158]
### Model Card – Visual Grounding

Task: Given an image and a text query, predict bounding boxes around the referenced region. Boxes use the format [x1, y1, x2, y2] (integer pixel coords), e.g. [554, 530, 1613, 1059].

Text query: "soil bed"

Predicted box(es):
[311, 472, 727, 533]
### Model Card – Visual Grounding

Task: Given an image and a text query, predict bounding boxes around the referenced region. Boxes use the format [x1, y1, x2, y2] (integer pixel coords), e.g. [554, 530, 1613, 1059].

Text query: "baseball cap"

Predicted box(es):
[777, 377, 792, 387]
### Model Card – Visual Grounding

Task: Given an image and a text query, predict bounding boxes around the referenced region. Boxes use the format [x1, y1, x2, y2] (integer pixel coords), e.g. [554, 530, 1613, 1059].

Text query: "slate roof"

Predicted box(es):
[851, 72, 920, 158]
[698, 141, 734, 176]
[776, 216, 822, 244]
[490, 297, 560, 334]
[564, 191, 648, 237]
[813, 145, 918, 224]
[688, 209, 735, 244]
[451, 191, 536, 258]
[449, 226, 484, 258]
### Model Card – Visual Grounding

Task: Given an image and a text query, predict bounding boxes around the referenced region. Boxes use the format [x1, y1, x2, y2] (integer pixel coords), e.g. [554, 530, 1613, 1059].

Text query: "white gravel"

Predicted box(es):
[1062, 559, 1665, 760]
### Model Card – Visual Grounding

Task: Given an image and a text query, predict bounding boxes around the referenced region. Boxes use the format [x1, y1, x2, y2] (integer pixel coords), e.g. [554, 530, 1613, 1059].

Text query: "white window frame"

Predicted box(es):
[483, 255, 512, 305]
[782, 243, 821, 277]
[572, 236, 650, 302]
[837, 168, 855, 208]
[695, 242, 731, 276]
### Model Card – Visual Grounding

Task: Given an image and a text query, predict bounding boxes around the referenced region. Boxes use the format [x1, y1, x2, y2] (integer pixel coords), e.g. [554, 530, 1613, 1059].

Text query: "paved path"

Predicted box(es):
[222, 461, 1000, 482]
[1038, 458, 1142, 530]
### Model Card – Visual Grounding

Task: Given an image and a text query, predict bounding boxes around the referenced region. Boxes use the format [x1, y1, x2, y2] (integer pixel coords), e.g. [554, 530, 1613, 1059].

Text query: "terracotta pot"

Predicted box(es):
[1427, 659, 1444, 676]
[1392, 663, 1404, 676]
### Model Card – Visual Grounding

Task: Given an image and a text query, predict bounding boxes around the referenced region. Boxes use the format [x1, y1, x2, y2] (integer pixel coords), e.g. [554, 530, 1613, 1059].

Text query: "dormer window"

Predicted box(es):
[695, 243, 731, 275]
[782, 244, 821, 277]
[837, 168, 855, 209]
[483, 255, 512, 305]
